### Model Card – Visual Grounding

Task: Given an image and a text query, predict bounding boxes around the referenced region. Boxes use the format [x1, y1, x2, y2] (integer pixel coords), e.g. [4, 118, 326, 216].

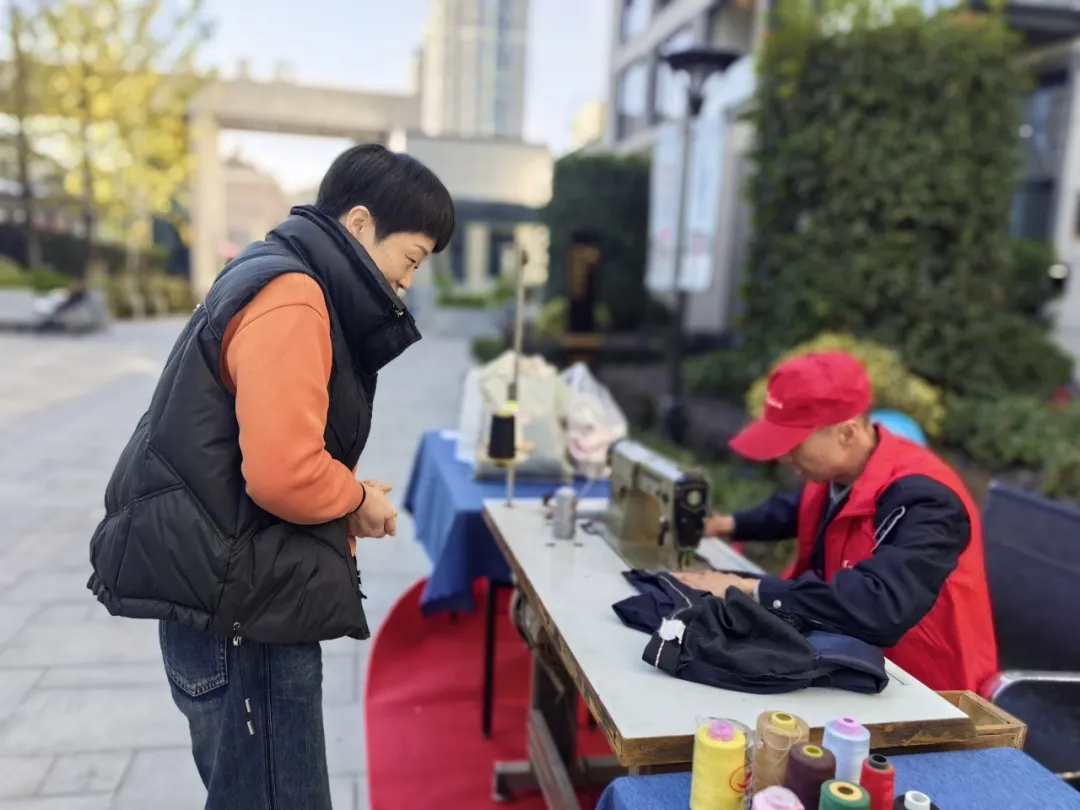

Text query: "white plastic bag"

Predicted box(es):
[459, 351, 574, 481]
[559, 362, 628, 479]
[455, 366, 484, 465]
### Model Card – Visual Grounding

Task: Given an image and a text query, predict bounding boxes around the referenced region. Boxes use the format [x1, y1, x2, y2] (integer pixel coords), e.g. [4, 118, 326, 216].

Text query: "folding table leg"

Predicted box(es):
[482, 578, 500, 738]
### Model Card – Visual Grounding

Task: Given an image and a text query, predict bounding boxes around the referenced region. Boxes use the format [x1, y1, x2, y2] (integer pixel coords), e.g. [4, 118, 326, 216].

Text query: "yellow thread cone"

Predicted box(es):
[690, 719, 749, 810]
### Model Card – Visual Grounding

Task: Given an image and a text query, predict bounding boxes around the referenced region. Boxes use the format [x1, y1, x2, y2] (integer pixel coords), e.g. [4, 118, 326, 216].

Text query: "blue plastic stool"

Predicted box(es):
[871, 408, 927, 446]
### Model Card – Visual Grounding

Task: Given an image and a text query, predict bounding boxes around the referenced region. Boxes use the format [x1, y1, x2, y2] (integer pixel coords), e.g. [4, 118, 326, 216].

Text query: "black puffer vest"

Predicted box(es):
[87, 206, 421, 644]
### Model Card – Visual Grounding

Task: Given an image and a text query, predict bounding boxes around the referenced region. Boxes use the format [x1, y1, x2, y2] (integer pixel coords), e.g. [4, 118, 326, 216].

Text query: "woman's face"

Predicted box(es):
[343, 206, 434, 294]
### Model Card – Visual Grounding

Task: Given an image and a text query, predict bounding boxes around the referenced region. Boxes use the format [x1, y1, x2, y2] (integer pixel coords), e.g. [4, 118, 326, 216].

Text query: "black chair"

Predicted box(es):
[982, 482, 1080, 785]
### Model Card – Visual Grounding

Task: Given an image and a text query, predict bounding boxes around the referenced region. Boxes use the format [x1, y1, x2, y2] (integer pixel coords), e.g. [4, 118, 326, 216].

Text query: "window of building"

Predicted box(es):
[653, 26, 696, 121]
[620, 0, 652, 44]
[488, 230, 516, 278]
[1009, 180, 1055, 242]
[615, 60, 649, 139]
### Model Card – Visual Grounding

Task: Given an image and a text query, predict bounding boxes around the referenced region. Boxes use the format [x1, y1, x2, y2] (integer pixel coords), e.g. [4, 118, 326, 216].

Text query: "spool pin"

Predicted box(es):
[892, 791, 938, 810]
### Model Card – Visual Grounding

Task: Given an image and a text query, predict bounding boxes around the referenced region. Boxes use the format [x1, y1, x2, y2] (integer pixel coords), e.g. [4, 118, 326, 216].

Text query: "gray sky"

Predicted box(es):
[203, 0, 613, 192]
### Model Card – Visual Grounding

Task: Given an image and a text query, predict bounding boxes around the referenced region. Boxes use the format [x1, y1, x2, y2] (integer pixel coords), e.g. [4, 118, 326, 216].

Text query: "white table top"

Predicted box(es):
[484, 498, 969, 762]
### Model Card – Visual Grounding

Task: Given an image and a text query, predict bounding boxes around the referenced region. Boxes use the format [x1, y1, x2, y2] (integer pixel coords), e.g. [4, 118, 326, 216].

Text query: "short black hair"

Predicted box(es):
[315, 143, 455, 253]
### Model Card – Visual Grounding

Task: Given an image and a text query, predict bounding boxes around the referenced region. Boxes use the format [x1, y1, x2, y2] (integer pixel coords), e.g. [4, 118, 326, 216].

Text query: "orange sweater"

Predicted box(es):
[220, 273, 365, 552]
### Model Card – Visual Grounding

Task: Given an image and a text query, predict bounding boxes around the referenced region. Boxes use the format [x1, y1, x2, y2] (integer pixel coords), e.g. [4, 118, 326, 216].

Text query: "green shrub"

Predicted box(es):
[942, 396, 1080, 471]
[437, 289, 492, 308]
[533, 296, 612, 340]
[161, 276, 195, 314]
[491, 273, 516, 307]
[741, 0, 1071, 399]
[470, 335, 506, 364]
[1042, 446, 1080, 505]
[0, 258, 26, 288]
[685, 349, 763, 400]
[745, 332, 946, 439]
[542, 153, 653, 331]
[1005, 237, 1062, 323]
[105, 277, 134, 319]
[26, 265, 69, 293]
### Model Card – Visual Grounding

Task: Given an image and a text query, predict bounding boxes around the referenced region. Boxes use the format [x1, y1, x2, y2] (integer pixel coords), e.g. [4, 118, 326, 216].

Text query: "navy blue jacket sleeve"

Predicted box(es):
[731, 488, 803, 542]
[755, 475, 971, 648]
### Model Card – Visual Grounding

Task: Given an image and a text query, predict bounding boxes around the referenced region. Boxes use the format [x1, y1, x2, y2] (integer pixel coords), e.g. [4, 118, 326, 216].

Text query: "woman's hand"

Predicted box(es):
[346, 480, 397, 538]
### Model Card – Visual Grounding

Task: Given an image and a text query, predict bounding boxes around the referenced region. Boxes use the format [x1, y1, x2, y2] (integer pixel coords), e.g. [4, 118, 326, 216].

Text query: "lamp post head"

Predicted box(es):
[662, 47, 743, 116]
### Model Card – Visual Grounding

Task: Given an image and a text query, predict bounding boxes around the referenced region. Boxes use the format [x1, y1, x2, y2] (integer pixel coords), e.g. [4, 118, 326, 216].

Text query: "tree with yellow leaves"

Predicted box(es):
[37, 0, 211, 277]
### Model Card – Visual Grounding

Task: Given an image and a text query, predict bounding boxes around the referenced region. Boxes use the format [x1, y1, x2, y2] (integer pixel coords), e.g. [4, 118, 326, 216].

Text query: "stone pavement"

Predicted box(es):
[0, 317, 473, 809]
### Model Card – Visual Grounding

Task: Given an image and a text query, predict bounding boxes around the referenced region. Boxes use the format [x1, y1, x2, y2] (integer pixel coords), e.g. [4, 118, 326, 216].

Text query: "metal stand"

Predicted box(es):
[481, 578, 512, 739]
[659, 104, 696, 445]
[505, 248, 528, 508]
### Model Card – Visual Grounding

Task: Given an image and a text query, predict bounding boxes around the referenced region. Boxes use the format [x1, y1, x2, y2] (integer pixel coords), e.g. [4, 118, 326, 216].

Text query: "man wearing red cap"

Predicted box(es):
[673, 351, 998, 693]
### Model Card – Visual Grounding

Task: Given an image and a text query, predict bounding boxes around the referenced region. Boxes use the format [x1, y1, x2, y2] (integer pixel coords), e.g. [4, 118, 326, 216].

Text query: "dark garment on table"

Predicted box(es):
[613, 569, 764, 634]
[612, 570, 711, 634]
[88, 205, 422, 645]
[642, 588, 889, 695]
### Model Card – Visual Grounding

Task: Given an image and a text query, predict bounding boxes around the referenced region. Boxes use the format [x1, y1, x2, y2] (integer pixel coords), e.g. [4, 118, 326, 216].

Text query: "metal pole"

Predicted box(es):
[506, 248, 528, 507]
[661, 98, 697, 443]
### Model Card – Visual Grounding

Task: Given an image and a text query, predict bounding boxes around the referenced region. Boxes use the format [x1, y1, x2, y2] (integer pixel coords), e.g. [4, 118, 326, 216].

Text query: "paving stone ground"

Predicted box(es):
[0, 316, 473, 809]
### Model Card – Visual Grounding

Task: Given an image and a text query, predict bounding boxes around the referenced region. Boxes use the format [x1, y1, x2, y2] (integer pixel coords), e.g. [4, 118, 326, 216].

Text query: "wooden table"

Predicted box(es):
[483, 498, 985, 810]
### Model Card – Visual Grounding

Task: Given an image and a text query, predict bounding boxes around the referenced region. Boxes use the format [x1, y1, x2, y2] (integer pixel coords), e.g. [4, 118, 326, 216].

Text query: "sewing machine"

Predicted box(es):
[603, 439, 712, 571]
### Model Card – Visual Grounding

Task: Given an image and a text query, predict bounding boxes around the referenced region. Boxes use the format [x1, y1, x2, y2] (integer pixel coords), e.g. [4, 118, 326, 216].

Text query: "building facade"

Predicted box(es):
[419, 0, 530, 139]
[605, 0, 1080, 369]
[605, 0, 757, 336]
[387, 130, 551, 292]
[605, 0, 754, 155]
[570, 100, 608, 152]
[222, 153, 290, 253]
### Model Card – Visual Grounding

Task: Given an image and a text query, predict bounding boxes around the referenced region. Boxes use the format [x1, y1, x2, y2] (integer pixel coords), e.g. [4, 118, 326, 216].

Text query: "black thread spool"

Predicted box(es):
[487, 409, 516, 464]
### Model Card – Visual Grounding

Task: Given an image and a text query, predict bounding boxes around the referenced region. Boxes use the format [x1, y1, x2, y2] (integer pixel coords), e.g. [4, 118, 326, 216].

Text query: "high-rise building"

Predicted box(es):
[419, 0, 529, 139]
[569, 100, 607, 152]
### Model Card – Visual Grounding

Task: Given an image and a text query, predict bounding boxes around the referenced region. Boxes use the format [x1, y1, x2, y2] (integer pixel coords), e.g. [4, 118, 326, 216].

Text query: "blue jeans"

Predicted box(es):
[159, 620, 332, 810]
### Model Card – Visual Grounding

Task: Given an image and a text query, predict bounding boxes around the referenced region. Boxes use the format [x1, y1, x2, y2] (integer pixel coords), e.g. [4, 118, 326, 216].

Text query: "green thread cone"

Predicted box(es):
[818, 780, 870, 810]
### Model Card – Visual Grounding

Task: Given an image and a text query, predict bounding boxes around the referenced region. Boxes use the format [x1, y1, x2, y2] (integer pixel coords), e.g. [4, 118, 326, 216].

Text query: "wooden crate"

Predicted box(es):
[875, 690, 1026, 756]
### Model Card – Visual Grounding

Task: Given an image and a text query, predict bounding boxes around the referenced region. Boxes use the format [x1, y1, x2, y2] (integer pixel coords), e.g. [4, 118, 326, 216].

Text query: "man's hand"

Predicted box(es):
[703, 513, 736, 539]
[672, 571, 757, 598]
[346, 481, 397, 538]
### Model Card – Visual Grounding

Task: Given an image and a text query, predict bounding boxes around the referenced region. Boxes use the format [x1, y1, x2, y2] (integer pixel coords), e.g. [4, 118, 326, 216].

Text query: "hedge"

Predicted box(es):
[542, 153, 655, 331]
[740, 0, 1072, 399]
[0, 223, 170, 279]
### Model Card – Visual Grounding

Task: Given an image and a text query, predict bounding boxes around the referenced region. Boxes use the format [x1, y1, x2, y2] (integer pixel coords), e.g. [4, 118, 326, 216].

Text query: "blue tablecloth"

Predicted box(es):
[403, 430, 610, 615]
[596, 747, 1080, 810]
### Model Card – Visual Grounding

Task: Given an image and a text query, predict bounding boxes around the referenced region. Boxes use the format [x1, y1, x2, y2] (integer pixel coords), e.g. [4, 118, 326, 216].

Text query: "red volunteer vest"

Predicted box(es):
[790, 429, 998, 692]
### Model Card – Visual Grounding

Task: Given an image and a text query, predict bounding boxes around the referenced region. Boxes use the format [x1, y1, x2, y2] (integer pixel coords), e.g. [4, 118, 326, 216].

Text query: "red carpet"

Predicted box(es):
[365, 578, 612, 809]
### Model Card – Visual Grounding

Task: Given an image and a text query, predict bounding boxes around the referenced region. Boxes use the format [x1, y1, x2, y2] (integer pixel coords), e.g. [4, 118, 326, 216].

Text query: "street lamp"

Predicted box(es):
[658, 46, 742, 444]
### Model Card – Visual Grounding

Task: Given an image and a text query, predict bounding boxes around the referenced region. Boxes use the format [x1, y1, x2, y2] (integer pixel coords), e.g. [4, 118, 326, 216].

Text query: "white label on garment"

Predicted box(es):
[658, 618, 686, 643]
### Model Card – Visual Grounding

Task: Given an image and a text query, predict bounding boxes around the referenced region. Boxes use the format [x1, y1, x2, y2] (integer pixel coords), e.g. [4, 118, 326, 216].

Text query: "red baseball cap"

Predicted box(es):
[729, 351, 872, 461]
